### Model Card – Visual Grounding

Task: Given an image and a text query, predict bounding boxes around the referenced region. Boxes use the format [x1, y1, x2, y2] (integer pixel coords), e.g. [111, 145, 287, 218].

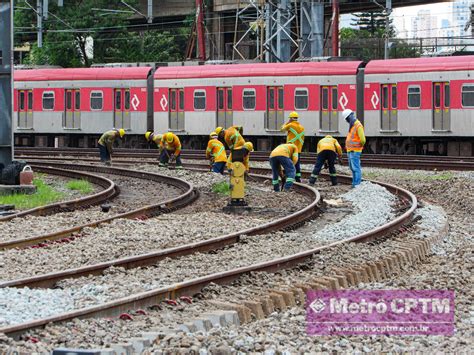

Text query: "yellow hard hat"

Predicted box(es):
[289, 111, 299, 119]
[215, 127, 224, 135]
[210, 131, 218, 138]
[145, 131, 153, 141]
[165, 133, 174, 143]
[154, 134, 163, 142]
[118, 128, 126, 138]
[243, 141, 254, 152]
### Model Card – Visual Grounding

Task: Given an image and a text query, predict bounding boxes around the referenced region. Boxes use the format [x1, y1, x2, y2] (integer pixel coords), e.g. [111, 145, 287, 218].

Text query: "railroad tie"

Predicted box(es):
[268, 289, 296, 307]
[242, 300, 266, 320]
[257, 296, 275, 316]
[207, 300, 252, 324]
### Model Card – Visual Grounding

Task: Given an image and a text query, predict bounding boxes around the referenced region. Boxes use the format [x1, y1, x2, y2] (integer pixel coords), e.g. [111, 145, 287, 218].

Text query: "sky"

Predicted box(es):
[341, 1, 463, 37]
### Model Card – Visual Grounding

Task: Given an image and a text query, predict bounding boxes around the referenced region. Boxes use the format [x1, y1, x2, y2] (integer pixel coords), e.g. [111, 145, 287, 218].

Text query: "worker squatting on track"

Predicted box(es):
[98, 129, 125, 165]
[343, 109, 366, 188]
[269, 143, 299, 192]
[280, 111, 305, 183]
[309, 135, 343, 186]
[206, 132, 228, 174]
[159, 132, 183, 169]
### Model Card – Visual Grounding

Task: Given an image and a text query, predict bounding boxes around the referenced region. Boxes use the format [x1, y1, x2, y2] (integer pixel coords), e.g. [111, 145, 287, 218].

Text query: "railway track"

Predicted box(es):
[0, 163, 198, 249]
[0, 165, 417, 339]
[0, 165, 118, 222]
[14, 147, 474, 171]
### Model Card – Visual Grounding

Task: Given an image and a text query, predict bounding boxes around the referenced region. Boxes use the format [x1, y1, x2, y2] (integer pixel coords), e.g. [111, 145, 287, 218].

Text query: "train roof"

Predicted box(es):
[154, 61, 363, 80]
[365, 56, 474, 74]
[14, 67, 152, 81]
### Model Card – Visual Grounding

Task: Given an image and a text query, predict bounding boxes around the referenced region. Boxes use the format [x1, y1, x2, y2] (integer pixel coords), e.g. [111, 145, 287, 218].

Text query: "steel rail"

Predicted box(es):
[0, 172, 320, 289]
[0, 173, 416, 338]
[0, 165, 118, 222]
[0, 163, 199, 250]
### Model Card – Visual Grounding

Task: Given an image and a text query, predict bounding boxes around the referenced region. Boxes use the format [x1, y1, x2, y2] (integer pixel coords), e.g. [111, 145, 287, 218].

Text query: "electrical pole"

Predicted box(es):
[332, 0, 339, 57]
[37, 0, 43, 47]
[0, 0, 13, 169]
[384, 0, 392, 60]
[196, 0, 206, 60]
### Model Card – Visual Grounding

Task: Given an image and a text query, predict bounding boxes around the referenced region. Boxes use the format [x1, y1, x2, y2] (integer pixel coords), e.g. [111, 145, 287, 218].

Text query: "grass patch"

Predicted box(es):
[0, 178, 64, 209]
[212, 181, 231, 195]
[66, 179, 93, 194]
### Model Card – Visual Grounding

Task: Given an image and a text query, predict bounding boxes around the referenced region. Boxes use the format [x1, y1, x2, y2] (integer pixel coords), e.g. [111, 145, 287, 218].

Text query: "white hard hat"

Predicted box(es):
[342, 109, 353, 121]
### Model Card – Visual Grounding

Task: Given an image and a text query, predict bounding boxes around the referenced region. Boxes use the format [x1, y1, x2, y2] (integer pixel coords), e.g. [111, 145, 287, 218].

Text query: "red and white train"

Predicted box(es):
[13, 56, 474, 156]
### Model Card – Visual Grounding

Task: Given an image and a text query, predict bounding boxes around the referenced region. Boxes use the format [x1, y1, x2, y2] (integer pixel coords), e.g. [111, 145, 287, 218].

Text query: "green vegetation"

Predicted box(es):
[66, 179, 93, 194]
[413, 172, 454, 181]
[212, 181, 231, 195]
[362, 171, 380, 180]
[0, 178, 64, 209]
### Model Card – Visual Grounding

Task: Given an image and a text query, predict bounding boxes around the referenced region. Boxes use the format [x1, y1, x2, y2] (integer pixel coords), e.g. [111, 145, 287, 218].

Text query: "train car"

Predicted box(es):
[14, 67, 152, 147]
[153, 61, 363, 150]
[364, 56, 474, 156]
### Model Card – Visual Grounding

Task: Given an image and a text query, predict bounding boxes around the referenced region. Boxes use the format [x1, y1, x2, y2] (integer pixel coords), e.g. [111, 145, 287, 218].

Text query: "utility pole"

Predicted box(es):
[37, 0, 43, 47]
[384, 0, 392, 59]
[0, 0, 13, 169]
[196, 0, 206, 60]
[332, 0, 339, 57]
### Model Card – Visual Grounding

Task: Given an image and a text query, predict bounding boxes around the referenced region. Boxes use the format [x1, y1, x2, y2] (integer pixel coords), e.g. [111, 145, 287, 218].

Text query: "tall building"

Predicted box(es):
[412, 9, 437, 39]
[452, 0, 474, 37]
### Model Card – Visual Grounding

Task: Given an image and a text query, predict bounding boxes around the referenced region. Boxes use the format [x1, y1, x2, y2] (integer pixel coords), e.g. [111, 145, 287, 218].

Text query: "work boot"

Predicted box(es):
[330, 176, 338, 186]
[158, 162, 167, 167]
[308, 176, 317, 185]
[104, 161, 111, 166]
[175, 165, 183, 170]
[295, 176, 301, 183]
[273, 184, 280, 192]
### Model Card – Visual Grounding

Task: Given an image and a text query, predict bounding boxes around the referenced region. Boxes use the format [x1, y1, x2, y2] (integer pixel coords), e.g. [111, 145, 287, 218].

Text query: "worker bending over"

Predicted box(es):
[343, 109, 366, 187]
[98, 129, 125, 165]
[227, 141, 254, 173]
[159, 132, 183, 169]
[215, 126, 245, 150]
[206, 131, 227, 174]
[280, 111, 305, 182]
[145, 131, 163, 149]
[269, 143, 299, 192]
[309, 135, 343, 186]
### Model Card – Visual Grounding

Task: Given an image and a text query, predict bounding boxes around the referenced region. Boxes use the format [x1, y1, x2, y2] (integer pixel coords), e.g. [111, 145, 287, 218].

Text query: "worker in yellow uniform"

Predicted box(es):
[227, 141, 253, 172]
[159, 132, 183, 169]
[269, 143, 299, 192]
[308, 135, 343, 186]
[215, 126, 245, 150]
[98, 128, 125, 165]
[342, 109, 366, 187]
[145, 131, 163, 149]
[281, 111, 305, 182]
[206, 131, 227, 174]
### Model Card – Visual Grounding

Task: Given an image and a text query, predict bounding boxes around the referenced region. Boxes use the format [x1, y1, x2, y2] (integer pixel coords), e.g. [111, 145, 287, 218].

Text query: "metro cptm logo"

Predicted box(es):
[309, 298, 326, 313]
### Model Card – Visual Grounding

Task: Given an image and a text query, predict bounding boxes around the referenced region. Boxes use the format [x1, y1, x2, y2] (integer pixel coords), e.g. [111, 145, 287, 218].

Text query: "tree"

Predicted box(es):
[351, 11, 395, 37]
[14, 0, 190, 67]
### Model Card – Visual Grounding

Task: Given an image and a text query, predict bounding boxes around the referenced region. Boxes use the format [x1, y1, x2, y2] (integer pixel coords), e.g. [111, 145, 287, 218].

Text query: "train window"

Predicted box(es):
[268, 88, 275, 110]
[75, 91, 80, 110]
[90, 91, 103, 110]
[322, 88, 328, 110]
[278, 88, 284, 109]
[42, 92, 55, 110]
[408, 86, 421, 108]
[193, 90, 206, 110]
[218, 89, 224, 110]
[66, 91, 72, 110]
[227, 89, 233, 110]
[444, 84, 450, 108]
[28, 91, 33, 110]
[462, 85, 474, 107]
[434, 84, 441, 108]
[179, 90, 184, 110]
[243, 89, 256, 110]
[382, 86, 389, 109]
[331, 87, 338, 110]
[295, 88, 308, 110]
[19, 92, 25, 110]
[115, 91, 121, 110]
[124, 90, 130, 110]
[170, 90, 176, 110]
[391, 86, 397, 109]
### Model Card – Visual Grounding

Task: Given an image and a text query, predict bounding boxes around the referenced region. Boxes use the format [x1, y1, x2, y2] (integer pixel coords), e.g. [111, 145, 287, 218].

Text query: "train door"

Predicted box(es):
[114, 88, 131, 130]
[169, 88, 184, 130]
[432, 82, 450, 131]
[64, 89, 81, 129]
[320, 86, 338, 131]
[17, 89, 33, 128]
[266, 86, 284, 130]
[380, 84, 398, 131]
[217, 88, 233, 128]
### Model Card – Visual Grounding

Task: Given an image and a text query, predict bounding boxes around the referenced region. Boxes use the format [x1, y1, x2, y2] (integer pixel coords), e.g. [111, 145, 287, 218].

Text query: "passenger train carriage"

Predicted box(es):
[13, 56, 474, 156]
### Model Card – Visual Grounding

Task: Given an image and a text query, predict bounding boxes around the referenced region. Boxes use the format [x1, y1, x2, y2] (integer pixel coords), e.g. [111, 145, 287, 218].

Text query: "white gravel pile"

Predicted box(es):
[0, 288, 75, 327]
[308, 181, 396, 243]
